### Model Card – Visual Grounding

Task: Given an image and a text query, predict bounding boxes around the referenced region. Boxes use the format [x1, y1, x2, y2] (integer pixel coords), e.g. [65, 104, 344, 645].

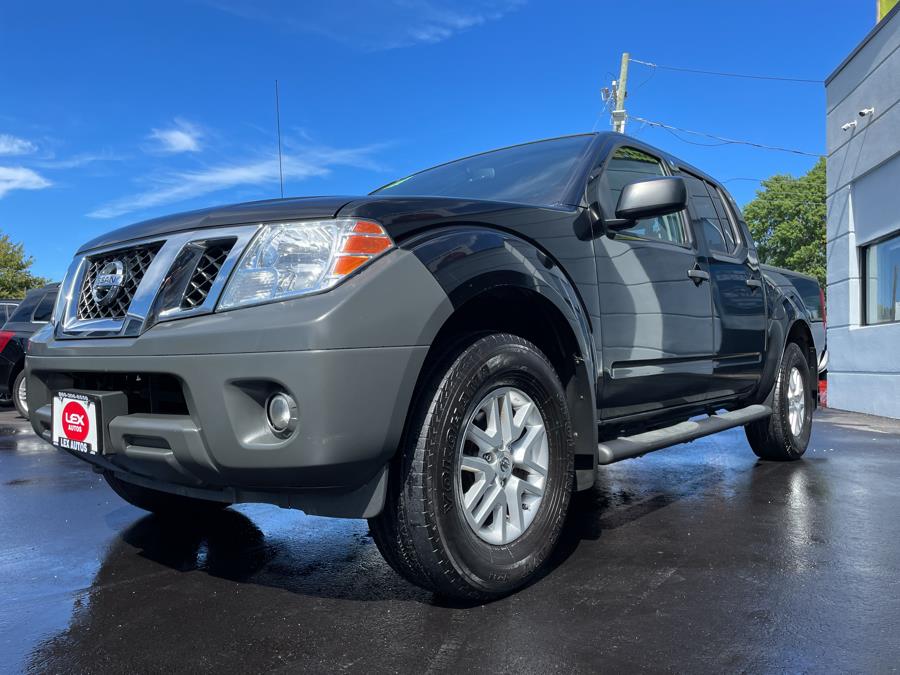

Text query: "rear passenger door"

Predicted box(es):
[680, 172, 766, 397]
[594, 146, 716, 419]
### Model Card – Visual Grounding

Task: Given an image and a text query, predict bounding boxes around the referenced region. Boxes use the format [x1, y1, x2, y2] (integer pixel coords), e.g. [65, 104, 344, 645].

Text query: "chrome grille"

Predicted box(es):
[77, 243, 162, 320]
[59, 224, 259, 338]
[181, 239, 236, 310]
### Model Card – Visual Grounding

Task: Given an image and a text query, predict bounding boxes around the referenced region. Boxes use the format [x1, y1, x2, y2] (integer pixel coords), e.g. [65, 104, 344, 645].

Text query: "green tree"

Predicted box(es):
[744, 157, 826, 286]
[0, 233, 50, 297]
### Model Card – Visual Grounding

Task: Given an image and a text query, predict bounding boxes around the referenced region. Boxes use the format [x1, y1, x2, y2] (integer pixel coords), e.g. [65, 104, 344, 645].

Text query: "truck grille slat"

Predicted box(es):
[181, 240, 235, 310]
[77, 244, 163, 320]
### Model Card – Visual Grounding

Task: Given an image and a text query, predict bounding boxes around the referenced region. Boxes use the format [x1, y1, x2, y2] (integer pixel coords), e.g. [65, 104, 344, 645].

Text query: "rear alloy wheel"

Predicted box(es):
[369, 333, 574, 600]
[745, 341, 812, 460]
[12, 370, 28, 419]
[786, 367, 806, 438]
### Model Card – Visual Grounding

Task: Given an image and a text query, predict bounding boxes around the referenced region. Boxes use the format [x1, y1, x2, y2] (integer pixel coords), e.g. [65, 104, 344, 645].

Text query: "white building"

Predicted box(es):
[826, 3, 900, 418]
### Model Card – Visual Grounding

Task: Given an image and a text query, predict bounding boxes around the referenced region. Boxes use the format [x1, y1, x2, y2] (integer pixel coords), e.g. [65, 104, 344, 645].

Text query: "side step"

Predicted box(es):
[596, 404, 772, 465]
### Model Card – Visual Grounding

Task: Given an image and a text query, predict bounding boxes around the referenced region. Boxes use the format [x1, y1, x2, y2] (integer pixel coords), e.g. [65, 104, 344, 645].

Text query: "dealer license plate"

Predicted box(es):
[52, 391, 101, 454]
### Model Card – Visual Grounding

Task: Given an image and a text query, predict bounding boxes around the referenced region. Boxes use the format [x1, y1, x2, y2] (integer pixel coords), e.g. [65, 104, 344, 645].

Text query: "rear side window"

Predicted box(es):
[682, 172, 741, 255]
[8, 292, 41, 323]
[708, 189, 739, 252]
[601, 147, 687, 245]
[32, 292, 55, 322]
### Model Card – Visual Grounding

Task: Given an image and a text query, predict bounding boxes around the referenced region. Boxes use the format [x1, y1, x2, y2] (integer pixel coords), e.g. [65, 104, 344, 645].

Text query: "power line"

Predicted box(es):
[630, 58, 822, 84]
[628, 115, 824, 157]
[647, 122, 733, 148]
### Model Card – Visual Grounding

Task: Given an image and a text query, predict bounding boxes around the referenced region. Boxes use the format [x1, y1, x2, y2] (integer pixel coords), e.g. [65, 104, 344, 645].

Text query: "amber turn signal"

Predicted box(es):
[329, 220, 394, 279]
[342, 235, 393, 255]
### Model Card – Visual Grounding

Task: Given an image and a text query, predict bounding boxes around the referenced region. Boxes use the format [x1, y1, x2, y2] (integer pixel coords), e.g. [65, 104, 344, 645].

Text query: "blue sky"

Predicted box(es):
[0, 0, 873, 280]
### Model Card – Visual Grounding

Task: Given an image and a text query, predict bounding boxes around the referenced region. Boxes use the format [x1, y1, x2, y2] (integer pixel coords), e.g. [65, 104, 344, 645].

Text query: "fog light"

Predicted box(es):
[266, 392, 298, 437]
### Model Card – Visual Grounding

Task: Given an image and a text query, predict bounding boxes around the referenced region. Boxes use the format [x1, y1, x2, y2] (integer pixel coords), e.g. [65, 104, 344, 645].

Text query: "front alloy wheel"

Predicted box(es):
[458, 387, 548, 545]
[369, 333, 574, 600]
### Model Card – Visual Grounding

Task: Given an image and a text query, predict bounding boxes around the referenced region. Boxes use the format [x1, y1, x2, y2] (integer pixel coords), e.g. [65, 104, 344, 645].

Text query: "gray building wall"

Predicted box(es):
[826, 5, 900, 418]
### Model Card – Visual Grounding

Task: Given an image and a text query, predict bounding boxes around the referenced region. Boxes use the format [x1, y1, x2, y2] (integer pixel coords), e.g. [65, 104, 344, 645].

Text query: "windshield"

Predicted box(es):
[371, 135, 594, 208]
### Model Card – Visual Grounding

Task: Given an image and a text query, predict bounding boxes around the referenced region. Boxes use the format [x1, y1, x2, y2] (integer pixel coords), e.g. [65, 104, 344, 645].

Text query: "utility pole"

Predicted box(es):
[611, 52, 629, 133]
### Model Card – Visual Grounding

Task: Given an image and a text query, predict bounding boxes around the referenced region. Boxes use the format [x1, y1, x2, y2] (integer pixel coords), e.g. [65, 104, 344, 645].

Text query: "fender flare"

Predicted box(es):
[405, 226, 599, 488]
[756, 285, 816, 404]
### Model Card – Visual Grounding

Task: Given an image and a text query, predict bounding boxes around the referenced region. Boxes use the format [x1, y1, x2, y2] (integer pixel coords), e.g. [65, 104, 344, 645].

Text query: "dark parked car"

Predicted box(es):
[1, 284, 57, 417]
[27, 133, 820, 599]
[0, 299, 20, 405]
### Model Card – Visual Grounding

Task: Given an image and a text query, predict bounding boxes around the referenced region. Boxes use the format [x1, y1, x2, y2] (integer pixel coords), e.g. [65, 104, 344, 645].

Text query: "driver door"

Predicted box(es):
[593, 146, 717, 419]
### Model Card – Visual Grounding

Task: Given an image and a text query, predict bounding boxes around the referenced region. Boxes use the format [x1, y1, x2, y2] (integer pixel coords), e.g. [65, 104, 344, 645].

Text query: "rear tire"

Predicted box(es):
[104, 473, 227, 518]
[12, 370, 28, 419]
[369, 333, 574, 600]
[745, 342, 812, 461]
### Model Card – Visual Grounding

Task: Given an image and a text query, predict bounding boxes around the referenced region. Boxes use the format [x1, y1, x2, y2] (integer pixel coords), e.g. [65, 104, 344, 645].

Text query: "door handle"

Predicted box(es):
[746, 278, 762, 290]
[687, 266, 710, 285]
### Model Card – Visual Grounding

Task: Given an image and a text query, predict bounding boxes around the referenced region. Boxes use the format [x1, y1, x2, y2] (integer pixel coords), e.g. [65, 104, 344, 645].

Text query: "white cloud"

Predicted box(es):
[35, 151, 123, 170]
[0, 166, 52, 198]
[0, 134, 37, 156]
[88, 143, 384, 219]
[204, 0, 525, 50]
[148, 119, 202, 153]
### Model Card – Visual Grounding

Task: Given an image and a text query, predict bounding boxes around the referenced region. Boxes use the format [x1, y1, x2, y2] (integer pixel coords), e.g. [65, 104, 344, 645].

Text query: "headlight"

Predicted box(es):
[218, 218, 394, 310]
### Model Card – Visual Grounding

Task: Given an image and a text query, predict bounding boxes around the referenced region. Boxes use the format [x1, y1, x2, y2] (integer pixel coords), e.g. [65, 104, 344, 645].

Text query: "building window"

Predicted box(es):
[863, 232, 900, 325]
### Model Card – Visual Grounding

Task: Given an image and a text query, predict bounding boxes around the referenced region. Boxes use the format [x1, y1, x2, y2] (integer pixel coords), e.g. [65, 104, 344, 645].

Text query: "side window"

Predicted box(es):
[681, 172, 740, 255]
[32, 293, 55, 322]
[8, 293, 40, 323]
[602, 147, 687, 245]
[710, 186, 743, 253]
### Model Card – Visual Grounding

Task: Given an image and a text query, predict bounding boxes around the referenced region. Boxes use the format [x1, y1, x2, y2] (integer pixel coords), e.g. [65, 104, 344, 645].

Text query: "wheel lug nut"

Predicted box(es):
[483, 452, 494, 463]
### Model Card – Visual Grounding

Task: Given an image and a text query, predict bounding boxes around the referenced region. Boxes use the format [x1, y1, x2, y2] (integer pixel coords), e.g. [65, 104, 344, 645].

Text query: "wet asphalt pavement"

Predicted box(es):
[2, 407, 900, 673]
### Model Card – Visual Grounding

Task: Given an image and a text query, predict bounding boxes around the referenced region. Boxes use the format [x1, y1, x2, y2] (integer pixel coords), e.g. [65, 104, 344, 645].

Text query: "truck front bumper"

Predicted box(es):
[28, 346, 426, 516]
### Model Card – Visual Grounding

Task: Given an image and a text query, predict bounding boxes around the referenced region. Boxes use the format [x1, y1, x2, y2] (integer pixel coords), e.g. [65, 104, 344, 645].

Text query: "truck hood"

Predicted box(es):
[77, 196, 358, 253]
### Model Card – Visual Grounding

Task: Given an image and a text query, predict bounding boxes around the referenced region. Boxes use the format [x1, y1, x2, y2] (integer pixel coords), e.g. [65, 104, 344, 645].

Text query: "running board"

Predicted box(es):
[596, 404, 772, 465]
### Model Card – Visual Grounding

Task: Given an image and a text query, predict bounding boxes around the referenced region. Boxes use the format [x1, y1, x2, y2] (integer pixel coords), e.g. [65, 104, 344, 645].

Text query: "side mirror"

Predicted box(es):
[607, 176, 687, 231]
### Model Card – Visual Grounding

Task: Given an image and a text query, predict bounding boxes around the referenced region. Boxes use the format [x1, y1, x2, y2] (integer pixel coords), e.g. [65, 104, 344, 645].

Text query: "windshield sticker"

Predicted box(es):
[381, 176, 412, 190]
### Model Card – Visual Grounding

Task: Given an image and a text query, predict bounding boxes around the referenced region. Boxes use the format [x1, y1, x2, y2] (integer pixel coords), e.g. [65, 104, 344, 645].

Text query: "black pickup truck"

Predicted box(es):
[27, 133, 818, 599]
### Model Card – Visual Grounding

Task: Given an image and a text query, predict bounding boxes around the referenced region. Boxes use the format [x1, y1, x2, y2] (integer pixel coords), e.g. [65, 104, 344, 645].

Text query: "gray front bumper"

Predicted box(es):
[28, 346, 426, 516]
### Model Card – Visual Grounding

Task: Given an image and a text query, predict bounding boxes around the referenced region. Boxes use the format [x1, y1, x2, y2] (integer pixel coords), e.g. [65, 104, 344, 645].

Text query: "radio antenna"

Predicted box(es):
[275, 79, 285, 198]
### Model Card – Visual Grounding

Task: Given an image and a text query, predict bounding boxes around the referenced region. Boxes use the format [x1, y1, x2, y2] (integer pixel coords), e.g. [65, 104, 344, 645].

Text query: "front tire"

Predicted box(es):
[745, 342, 812, 460]
[104, 473, 227, 518]
[369, 333, 574, 600]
